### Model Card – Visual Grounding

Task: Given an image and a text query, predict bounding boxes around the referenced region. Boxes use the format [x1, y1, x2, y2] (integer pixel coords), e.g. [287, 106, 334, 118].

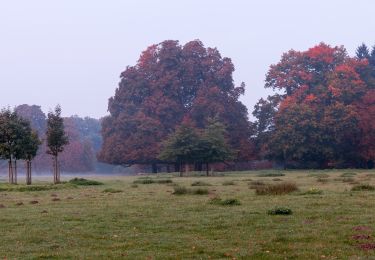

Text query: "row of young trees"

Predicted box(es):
[99, 40, 375, 171]
[0, 105, 68, 184]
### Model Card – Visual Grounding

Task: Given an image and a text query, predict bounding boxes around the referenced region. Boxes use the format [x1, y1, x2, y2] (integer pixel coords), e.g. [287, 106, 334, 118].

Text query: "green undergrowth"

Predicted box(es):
[68, 178, 103, 186]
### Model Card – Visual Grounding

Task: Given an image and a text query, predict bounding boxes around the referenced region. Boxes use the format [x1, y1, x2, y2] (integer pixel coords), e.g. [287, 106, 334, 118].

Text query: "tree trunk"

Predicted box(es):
[8, 159, 12, 184]
[179, 162, 183, 177]
[14, 160, 17, 184]
[53, 155, 59, 184]
[26, 160, 32, 185]
[151, 163, 157, 174]
[206, 162, 209, 177]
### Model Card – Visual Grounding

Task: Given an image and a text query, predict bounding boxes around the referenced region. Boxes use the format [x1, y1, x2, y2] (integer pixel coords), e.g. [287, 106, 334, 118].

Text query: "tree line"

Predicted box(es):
[98, 40, 375, 171]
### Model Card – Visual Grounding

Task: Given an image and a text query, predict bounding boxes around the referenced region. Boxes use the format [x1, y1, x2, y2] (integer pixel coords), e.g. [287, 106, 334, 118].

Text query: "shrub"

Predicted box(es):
[300, 188, 323, 195]
[257, 172, 285, 177]
[191, 181, 211, 186]
[155, 179, 173, 184]
[102, 188, 123, 193]
[133, 178, 154, 184]
[173, 186, 189, 195]
[173, 186, 208, 195]
[255, 182, 298, 195]
[209, 197, 241, 206]
[130, 184, 138, 188]
[267, 207, 293, 215]
[69, 178, 103, 186]
[191, 188, 209, 195]
[133, 178, 172, 184]
[222, 181, 235, 186]
[351, 184, 375, 191]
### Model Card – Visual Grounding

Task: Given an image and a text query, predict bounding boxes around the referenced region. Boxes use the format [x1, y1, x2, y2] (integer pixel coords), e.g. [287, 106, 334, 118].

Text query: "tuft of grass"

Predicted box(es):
[130, 184, 138, 188]
[248, 181, 265, 189]
[257, 172, 285, 177]
[351, 184, 375, 191]
[191, 181, 211, 186]
[341, 177, 355, 183]
[222, 180, 235, 186]
[155, 179, 173, 184]
[341, 172, 357, 177]
[267, 207, 293, 215]
[172, 186, 189, 195]
[102, 188, 123, 193]
[173, 186, 208, 195]
[209, 197, 241, 206]
[133, 178, 154, 184]
[69, 178, 103, 186]
[317, 177, 329, 183]
[191, 188, 209, 195]
[255, 182, 298, 195]
[133, 178, 172, 184]
[307, 173, 329, 178]
[300, 188, 323, 195]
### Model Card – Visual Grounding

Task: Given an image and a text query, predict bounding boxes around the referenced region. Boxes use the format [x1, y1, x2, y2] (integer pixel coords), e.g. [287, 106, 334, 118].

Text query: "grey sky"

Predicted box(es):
[1, 0, 374, 118]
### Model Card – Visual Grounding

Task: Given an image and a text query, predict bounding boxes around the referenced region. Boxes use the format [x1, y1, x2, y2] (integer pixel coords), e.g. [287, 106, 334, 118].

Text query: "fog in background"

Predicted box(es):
[1, 0, 374, 118]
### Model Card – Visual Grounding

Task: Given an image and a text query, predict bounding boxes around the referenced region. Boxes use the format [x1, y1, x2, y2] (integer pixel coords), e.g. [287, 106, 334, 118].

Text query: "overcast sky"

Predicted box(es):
[1, 0, 374, 118]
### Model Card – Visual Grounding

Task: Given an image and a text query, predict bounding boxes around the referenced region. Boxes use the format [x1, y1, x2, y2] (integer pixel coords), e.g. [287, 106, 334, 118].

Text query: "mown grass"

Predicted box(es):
[0, 169, 375, 259]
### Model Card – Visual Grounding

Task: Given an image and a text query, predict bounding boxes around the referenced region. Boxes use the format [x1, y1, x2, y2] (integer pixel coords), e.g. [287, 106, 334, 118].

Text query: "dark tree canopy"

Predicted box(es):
[99, 40, 253, 166]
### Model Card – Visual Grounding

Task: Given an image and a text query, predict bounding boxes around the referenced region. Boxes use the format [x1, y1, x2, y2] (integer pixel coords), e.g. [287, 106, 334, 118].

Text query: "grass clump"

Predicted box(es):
[300, 188, 323, 195]
[69, 178, 103, 186]
[133, 178, 172, 184]
[191, 181, 211, 186]
[341, 172, 357, 177]
[102, 188, 123, 193]
[0, 183, 75, 192]
[133, 178, 154, 184]
[257, 172, 285, 177]
[209, 197, 241, 206]
[191, 188, 209, 195]
[173, 186, 208, 195]
[307, 173, 329, 178]
[255, 182, 298, 195]
[267, 207, 293, 215]
[351, 184, 375, 191]
[173, 186, 189, 195]
[248, 181, 265, 189]
[222, 180, 235, 186]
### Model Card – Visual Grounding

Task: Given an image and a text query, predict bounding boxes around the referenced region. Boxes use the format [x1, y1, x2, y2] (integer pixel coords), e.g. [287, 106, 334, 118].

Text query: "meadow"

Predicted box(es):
[1, 170, 375, 259]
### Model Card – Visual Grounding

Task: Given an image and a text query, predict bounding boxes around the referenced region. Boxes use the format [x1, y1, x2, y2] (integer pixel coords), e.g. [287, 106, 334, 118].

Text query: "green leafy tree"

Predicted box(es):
[0, 108, 38, 184]
[22, 131, 41, 185]
[158, 121, 201, 176]
[198, 118, 233, 176]
[46, 105, 68, 184]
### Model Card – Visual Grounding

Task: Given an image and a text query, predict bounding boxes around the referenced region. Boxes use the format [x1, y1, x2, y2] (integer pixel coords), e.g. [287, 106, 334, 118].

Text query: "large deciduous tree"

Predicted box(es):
[46, 105, 68, 183]
[254, 43, 375, 168]
[99, 40, 253, 171]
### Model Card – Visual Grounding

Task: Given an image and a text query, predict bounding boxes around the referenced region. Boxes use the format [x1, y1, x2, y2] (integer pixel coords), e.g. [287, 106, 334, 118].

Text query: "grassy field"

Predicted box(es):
[1, 169, 375, 259]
